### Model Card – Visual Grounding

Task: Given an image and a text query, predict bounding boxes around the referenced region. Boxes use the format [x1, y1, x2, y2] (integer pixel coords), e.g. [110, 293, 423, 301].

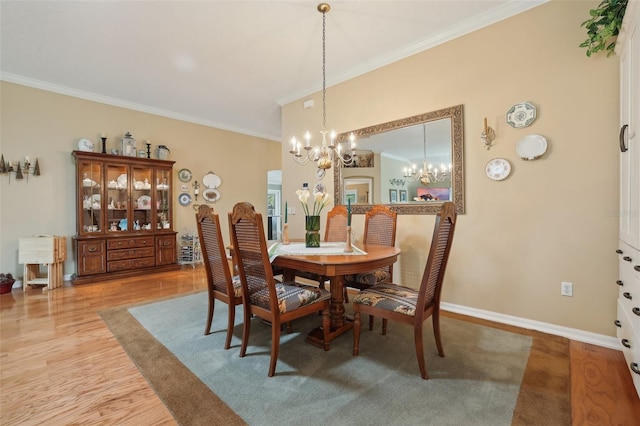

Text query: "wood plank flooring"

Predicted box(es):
[1, 266, 639, 425]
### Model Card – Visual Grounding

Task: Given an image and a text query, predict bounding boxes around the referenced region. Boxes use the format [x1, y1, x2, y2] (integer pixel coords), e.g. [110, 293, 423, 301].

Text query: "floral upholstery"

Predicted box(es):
[352, 283, 420, 316]
[250, 283, 331, 314]
[354, 270, 389, 286]
[214, 275, 243, 298]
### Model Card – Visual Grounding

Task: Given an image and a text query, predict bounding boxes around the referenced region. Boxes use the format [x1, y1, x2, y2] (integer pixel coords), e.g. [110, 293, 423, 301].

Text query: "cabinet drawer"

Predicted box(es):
[79, 240, 105, 255]
[617, 300, 640, 396]
[107, 247, 155, 261]
[108, 256, 155, 272]
[107, 237, 155, 250]
[618, 242, 640, 315]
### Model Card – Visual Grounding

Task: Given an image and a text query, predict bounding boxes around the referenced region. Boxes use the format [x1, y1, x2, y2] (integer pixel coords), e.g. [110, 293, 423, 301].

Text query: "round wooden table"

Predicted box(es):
[272, 243, 400, 347]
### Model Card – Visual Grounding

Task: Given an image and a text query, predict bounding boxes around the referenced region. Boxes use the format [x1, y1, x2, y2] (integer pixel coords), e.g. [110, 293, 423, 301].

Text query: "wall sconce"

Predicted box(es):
[481, 117, 495, 150]
[389, 178, 406, 187]
[0, 154, 41, 182]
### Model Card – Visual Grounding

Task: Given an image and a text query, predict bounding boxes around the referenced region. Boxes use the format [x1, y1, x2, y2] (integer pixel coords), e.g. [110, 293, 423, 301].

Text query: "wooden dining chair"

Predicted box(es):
[295, 205, 348, 289]
[343, 204, 397, 302]
[228, 202, 331, 377]
[195, 205, 243, 349]
[352, 202, 457, 379]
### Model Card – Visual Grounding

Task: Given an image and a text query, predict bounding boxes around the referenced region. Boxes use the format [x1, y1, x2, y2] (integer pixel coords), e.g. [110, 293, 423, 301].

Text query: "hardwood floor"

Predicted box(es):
[1, 266, 639, 425]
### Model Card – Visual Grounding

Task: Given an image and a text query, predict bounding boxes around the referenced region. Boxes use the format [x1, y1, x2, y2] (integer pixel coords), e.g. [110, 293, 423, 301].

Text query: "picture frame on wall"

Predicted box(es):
[399, 190, 407, 202]
[389, 189, 398, 203]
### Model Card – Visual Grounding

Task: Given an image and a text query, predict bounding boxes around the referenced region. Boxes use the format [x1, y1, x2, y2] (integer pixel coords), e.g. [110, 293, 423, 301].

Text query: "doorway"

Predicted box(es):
[267, 170, 282, 240]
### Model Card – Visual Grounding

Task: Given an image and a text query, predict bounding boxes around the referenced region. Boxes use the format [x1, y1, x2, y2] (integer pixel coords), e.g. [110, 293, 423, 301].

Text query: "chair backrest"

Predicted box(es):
[228, 202, 277, 312]
[363, 204, 397, 278]
[195, 205, 234, 298]
[417, 201, 457, 317]
[363, 204, 397, 247]
[324, 205, 348, 242]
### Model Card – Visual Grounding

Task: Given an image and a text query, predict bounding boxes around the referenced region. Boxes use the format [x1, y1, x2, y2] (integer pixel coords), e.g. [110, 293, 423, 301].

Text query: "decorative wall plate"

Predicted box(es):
[78, 138, 95, 152]
[178, 168, 193, 183]
[137, 195, 151, 209]
[117, 174, 127, 189]
[202, 172, 221, 188]
[178, 192, 192, 206]
[202, 188, 220, 203]
[516, 134, 547, 160]
[506, 102, 536, 128]
[485, 158, 511, 181]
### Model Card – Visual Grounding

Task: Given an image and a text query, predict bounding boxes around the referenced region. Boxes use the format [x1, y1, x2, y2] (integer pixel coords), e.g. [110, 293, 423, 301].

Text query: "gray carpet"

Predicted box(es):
[126, 293, 532, 426]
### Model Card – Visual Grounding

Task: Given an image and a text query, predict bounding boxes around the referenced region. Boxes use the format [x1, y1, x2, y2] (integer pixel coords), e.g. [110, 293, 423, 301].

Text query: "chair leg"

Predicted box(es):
[369, 315, 374, 331]
[381, 318, 388, 335]
[432, 311, 445, 357]
[414, 322, 428, 379]
[240, 306, 252, 358]
[353, 311, 361, 355]
[224, 303, 235, 349]
[321, 308, 330, 351]
[343, 286, 349, 303]
[204, 298, 214, 336]
[268, 319, 281, 377]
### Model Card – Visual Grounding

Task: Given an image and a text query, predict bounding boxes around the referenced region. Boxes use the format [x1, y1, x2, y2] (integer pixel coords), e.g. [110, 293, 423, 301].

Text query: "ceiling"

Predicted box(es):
[0, 1, 545, 142]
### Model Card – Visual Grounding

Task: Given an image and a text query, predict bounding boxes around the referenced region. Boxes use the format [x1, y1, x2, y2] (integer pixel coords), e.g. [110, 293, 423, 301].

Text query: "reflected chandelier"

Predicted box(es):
[289, 3, 356, 179]
[403, 124, 452, 186]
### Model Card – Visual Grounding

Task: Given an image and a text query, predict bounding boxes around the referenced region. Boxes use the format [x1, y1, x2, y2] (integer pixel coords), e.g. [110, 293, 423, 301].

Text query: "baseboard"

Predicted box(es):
[441, 302, 620, 350]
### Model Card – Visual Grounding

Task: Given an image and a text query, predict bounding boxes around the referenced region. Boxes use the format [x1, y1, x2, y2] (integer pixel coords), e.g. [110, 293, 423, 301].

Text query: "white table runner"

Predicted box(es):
[268, 242, 366, 263]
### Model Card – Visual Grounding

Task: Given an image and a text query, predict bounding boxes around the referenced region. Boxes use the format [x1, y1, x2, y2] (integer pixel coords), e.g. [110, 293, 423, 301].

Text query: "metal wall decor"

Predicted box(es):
[0, 154, 41, 182]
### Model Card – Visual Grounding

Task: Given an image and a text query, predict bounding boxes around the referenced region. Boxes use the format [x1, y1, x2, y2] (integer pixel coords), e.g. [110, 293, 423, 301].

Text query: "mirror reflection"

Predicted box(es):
[333, 104, 464, 215]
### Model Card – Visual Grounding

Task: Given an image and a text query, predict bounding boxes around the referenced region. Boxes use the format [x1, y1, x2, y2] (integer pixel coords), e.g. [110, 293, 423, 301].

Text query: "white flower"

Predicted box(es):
[296, 186, 330, 216]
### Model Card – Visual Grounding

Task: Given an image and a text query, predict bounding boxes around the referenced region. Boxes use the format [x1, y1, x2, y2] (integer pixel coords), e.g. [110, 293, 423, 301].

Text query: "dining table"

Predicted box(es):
[269, 241, 401, 347]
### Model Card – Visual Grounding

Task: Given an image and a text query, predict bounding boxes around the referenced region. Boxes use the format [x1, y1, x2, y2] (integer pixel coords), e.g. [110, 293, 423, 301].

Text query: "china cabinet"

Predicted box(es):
[72, 151, 179, 284]
[615, 1, 640, 397]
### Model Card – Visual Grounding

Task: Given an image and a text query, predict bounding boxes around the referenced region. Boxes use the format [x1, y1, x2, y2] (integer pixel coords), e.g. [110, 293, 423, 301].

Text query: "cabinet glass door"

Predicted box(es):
[155, 168, 172, 230]
[132, 166, 153, 231]
[106, 164, 129, 232]
[80, 161, 103, 235]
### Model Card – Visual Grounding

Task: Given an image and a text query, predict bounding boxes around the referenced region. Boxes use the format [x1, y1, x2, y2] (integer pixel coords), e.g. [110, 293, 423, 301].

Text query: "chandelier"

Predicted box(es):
[403, 124, 452, 186]
[289, 3, 356, 179]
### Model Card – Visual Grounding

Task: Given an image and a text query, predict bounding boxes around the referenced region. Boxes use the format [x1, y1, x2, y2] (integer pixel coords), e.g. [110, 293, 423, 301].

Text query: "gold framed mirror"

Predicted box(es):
[333, 104, 464, 214]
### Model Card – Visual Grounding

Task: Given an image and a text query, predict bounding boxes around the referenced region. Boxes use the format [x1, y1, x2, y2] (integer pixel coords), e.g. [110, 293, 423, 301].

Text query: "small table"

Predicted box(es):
[271, 242, 400, 347]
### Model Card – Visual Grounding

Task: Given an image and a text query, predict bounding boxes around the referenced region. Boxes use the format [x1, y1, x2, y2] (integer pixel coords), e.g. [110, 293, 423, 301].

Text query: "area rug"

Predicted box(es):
[100, 293, 570, 425]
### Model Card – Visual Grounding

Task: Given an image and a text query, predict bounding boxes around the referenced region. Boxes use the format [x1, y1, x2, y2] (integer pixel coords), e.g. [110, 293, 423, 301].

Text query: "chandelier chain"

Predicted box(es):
[321, 9, 327, 131]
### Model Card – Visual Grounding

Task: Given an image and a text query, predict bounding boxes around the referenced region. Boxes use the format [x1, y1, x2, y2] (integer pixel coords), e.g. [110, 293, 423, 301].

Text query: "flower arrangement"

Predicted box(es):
[296, 183, 331, 217]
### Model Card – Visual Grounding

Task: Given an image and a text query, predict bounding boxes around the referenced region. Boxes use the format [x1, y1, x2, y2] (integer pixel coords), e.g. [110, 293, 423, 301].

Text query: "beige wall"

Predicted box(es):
[282, 1, 620, 336]
[0, 82, 281, 277]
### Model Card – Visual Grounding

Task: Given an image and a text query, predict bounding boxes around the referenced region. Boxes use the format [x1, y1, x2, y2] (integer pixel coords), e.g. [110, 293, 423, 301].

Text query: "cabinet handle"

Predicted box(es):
[616, 249, 623, 254]
[633, 307, 640, 317]
[623, 292, 632, 300]
[88, 247, 97, 252]
[632, 363, 640, 375]
[622, 338, 631, 348]
[623, 256, 632, 262]
[617, 280, 624, 286]
[619, 124, 629, 152]
[614, 319, 622, 327]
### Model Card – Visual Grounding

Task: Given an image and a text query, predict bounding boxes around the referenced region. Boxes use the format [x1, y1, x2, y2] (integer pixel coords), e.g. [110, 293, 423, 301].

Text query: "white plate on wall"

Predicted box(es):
[516, 134, 547, 160]
[202, 172, 221, 189]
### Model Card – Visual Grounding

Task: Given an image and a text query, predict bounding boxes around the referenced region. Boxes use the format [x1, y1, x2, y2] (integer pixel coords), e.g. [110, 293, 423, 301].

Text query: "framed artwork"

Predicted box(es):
[389, 189, 398, 203]
[345, 190, 357, 204]
[399, 190, 407, 202]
